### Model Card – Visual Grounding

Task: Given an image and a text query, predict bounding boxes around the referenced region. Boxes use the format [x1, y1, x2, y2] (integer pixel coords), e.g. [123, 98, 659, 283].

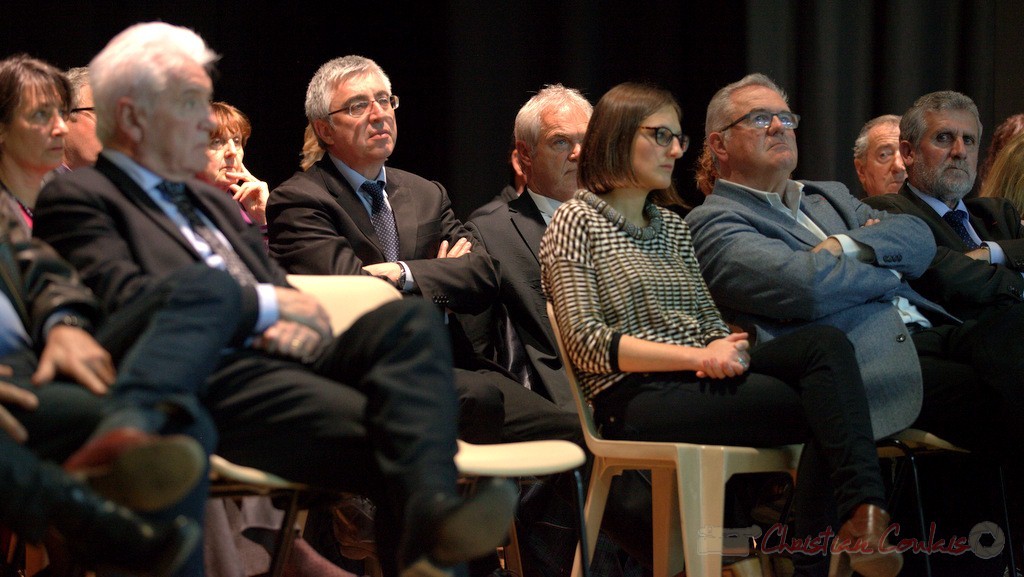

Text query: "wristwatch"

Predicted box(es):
[52, 313, 92, 332]
[395, 266, 407, 290]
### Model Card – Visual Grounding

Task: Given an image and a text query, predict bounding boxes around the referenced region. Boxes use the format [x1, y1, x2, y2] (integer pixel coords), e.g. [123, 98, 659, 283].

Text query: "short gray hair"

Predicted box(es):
[900, 90, 981, 148]
[853, 114, 901, 160]
[64, 66, 90, 108]
[305, 55, 391, 123]
[89, 22, 218, 144]
[513, 84, 592, 149]
[705, 73, 788, 138]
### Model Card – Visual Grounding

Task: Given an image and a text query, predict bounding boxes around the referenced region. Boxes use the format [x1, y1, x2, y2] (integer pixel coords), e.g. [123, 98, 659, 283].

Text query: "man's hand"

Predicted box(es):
[811, 237, 843, 257]
[965, 246, 991, 262]
[1, 365, 39, 443]
[253, 319, 325, 362]
[32, 326, 115, 395]
[274, 287, 332, 340]
[362, 262, 403, 284]
[437, 238, 472, 259]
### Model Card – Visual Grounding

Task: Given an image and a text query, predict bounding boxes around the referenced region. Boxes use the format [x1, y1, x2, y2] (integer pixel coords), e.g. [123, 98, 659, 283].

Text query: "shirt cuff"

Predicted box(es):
[254, 283, 279, 333]
[398, 261, 414, 291]
[984, 241, 1006, 265]
[833, 234, 876, 262]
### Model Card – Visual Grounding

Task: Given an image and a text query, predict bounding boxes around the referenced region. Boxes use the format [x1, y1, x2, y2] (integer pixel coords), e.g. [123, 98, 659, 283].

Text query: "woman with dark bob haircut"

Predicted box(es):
[540, 82, 901, 577]
[0, 54, 72, 228]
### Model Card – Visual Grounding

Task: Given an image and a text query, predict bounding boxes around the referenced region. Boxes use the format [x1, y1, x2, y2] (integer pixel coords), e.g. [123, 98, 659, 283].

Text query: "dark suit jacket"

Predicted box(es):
[462, 193, 572, 411]
[0, 200, 100, 350]
[267, 156, 498, 314]
[33, 155, 269, 327]
[864, 183, 1024, 319]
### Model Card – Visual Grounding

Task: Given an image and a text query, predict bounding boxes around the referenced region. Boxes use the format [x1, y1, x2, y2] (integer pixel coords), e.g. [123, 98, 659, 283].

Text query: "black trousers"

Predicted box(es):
[0, 352, 104, 541]
[912, 302, 1024, 453]
[80, 264, 460, 577]
[591, 325, 886, 574]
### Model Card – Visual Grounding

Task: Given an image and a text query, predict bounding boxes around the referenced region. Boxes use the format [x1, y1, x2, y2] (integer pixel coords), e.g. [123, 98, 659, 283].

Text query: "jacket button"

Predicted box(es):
[896, 334, 906, 342]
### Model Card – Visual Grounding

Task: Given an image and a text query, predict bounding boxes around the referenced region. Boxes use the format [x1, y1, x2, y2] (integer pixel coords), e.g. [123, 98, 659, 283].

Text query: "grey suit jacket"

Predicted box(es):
[462, 193, 573, 411]
[685, 179, 954, 438]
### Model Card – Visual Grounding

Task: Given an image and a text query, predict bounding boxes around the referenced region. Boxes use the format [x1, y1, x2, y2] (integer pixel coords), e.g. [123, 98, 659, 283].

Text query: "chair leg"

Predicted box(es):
[998, 465, 1019, 577]
[677, 452, 726, 577]
[572, 460, 613, 577]
[652, 468, 683, 577]
[573, 468, 592, 577]
[502, 519, 523, 577]
[268, 491, 302, 577]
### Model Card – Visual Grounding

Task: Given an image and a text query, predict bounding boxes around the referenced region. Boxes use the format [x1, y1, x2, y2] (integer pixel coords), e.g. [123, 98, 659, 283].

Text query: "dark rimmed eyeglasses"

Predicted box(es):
[716, 110, 800, 133]
[639, 126, 690, 151]
[327, 95, 399, 118]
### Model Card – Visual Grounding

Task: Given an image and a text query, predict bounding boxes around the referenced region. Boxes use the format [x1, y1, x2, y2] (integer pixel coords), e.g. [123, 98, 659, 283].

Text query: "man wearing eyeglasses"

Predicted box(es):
[268, 57, 581, 446]
[60, 67, 102, 172]
[686, 74, 1024, 575]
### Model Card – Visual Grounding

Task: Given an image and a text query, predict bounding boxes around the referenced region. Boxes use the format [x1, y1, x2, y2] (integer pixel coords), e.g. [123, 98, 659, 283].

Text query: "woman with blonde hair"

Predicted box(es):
[980, 130, 1024, 223]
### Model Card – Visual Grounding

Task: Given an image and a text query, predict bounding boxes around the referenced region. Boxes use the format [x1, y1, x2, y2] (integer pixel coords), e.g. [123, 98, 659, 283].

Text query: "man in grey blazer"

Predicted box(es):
[685, 73, 1023, 574]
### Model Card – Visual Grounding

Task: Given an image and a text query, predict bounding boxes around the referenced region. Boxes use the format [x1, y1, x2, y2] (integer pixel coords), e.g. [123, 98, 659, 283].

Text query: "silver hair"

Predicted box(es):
[305, 55, 391, 122]
[513, 84, 592, 149]
[64, 66, 90, 108]
[900, 90, 981, 148]
[704, 73, 788, 138]
[853, 114, 901, 160]
[89, 22, 218, 144]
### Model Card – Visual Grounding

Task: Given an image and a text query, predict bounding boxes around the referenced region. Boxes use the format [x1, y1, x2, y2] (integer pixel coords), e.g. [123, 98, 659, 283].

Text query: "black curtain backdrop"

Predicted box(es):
[2, 0, 1021, 217]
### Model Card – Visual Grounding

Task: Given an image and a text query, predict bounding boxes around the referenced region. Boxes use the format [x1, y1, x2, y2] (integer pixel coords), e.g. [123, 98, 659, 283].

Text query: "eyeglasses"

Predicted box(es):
[327, 95, 399, 118]
[640, 126, 690, 151]
[70, 107, 95, 114]
[717, 110, 800, 133]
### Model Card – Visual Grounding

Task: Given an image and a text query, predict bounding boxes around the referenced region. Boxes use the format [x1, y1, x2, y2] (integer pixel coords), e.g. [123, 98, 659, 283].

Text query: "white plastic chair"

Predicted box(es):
[214, 276, 590, 577]
[547, 302, 803, 577]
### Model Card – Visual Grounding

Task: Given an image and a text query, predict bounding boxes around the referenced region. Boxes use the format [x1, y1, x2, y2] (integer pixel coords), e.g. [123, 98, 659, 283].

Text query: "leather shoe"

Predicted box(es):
[400, 477, 518, 577]
[49, 476, 200, 577]
[829, 504, 903, 577]
[64, 427, 205, 512]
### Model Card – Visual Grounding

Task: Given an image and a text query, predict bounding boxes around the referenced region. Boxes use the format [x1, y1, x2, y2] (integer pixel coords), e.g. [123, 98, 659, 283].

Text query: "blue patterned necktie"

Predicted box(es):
[361, 180, 400, 262]
[157, 181, 258, 286]
[942, 209, 980, 249]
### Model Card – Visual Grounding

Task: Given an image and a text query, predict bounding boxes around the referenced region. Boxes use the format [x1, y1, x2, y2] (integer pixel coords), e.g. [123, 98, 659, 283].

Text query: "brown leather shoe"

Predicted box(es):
[64, 427, 205, 512]
[829, 504, 903, 577]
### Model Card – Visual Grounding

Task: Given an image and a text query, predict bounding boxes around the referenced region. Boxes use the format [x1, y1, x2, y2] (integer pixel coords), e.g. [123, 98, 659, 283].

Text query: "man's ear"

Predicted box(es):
[115, 97, 143, 143]
[708, 132, 728, 164]
[313, 118, 333, 147]
[899, 140, 914, 169]
[515, 140, 532, 169]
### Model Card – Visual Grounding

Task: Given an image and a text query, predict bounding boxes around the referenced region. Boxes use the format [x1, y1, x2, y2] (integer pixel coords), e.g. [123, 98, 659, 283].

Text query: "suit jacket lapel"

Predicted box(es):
[182, 183, 269, 280]
[897, 184, 964, 247]
[386, 174, 421, 260]
[715, 180, 824, 248]
[314, 157, 388, 261]
[507, 193, 546, 263]
[95, 157, 201, 259]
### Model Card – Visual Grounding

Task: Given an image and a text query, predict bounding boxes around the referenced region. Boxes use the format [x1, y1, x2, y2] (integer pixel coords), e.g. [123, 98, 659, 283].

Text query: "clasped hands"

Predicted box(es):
[696, 332, 751, 379]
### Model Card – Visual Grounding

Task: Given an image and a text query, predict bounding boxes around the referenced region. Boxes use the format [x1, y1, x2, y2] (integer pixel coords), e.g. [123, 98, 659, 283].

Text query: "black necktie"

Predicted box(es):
[942, 209, 980, 249]
[361, 180, 399, 262]
[157, 181, 258, 286]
